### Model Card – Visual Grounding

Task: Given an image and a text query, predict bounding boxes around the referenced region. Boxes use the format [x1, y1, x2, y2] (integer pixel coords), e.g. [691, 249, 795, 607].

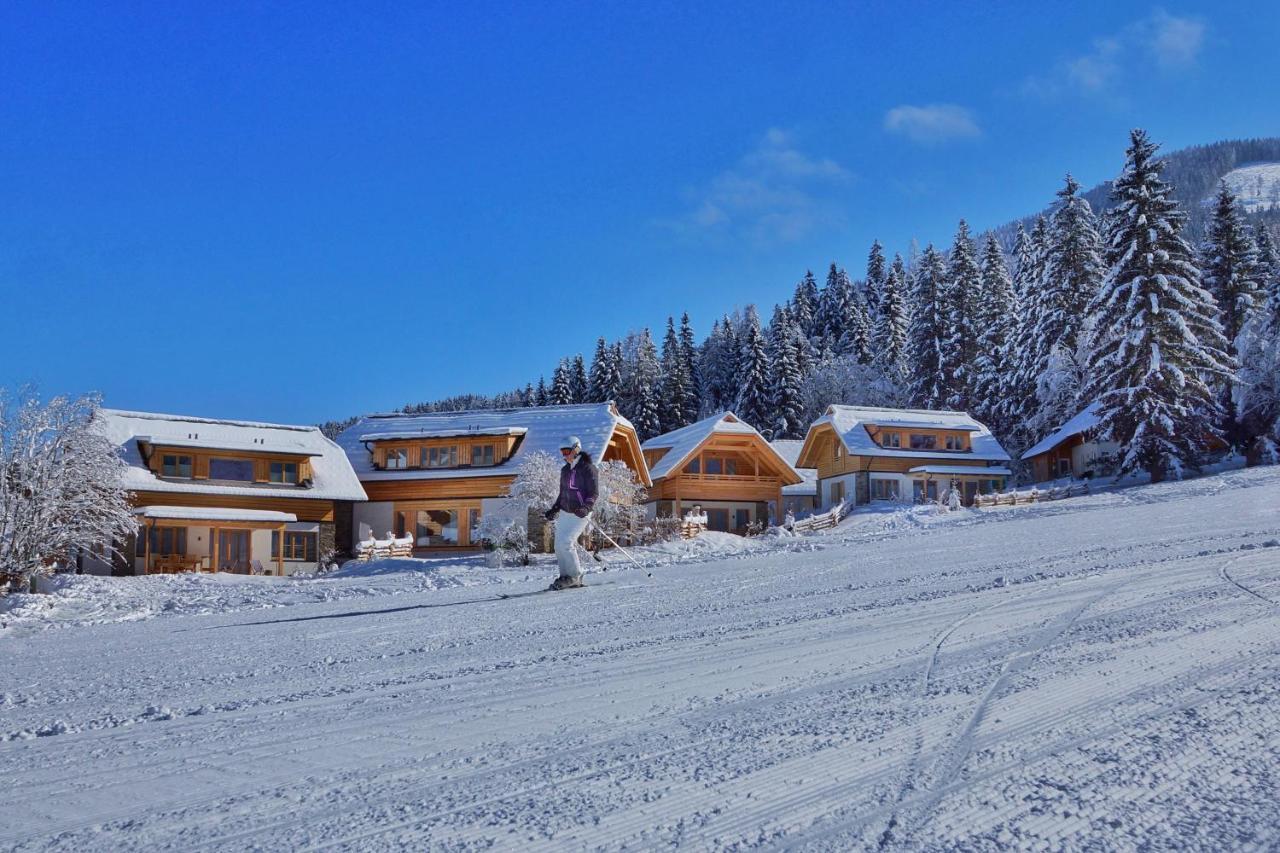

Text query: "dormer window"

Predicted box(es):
[385, 449, 408, 469]
[471, 444, 495, 467]
[209, 457, 254, 482]
[270, 461, 298, 484]
[162, 454, 193, 478]
[423, 446, 458, 468]
[945, 435, 966, 451]
[909, 434, 937, 450]
[882, 432, 901, 448]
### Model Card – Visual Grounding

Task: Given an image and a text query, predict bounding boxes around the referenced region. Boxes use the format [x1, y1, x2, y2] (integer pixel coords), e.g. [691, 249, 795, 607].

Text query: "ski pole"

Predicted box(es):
[590, 521, 648, 574]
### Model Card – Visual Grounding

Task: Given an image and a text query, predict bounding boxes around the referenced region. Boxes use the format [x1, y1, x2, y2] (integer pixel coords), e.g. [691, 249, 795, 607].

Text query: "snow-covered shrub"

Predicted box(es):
[476, 451, 562, 565]
[0, 389, 136, 591]
[593, 460, 645, 543]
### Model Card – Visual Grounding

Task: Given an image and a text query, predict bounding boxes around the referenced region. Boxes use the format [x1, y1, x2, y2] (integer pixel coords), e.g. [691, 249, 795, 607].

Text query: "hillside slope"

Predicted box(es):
[2, 466, 1279, 849]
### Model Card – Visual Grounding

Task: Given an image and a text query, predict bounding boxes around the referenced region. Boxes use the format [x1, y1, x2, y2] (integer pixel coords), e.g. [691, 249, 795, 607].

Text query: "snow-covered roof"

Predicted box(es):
[642, 413, 802, 484]
[96, 409, 367, 502]
[134, 506, 298, 523]
[1022, 403, 1103, 459]
[805, 405, 1010, 463]
[770, 439, 818, 496]
[357, 427, 528, 442]
[907, 465, 1013, 477]
[337, 402, 649, 485]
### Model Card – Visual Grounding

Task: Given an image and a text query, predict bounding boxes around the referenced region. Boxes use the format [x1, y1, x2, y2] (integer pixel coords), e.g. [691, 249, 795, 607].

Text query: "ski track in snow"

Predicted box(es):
[2, 467, 1280, 850]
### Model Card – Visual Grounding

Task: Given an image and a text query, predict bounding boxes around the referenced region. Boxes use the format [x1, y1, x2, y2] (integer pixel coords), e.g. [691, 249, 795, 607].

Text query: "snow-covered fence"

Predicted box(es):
[790, 500, 849, 533]
[974, 482, 1089, 508]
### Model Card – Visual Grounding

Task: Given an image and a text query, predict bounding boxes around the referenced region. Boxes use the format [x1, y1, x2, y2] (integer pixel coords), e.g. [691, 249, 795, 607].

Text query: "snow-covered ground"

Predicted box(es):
[3, 466, 1280, 850]
[1217, 161, 1280, 212]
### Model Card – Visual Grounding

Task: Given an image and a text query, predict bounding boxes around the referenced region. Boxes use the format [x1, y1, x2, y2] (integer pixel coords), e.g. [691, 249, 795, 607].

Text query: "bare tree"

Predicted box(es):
[0, 389, 135, 590]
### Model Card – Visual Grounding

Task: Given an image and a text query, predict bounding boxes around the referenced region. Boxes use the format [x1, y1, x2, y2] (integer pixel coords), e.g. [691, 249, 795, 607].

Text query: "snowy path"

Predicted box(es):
[3, 468, 1280, 850]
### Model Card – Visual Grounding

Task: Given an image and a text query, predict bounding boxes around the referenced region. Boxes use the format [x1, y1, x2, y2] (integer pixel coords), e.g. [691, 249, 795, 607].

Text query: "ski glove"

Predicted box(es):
[544, 508, 558, 521]
[573, 508, 589, 518]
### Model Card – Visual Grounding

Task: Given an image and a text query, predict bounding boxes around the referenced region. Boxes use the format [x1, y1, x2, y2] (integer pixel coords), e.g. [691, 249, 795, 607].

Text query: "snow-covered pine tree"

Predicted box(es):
[678, 313, 702, 424]
[971, 233, 1016, 431]
[905, 245, 948, 409]
[550, 359, 573, 406]
[865, 240, 887, 321]
[1001, 218, 1051, 453]
[792, 271, 820, 340]
[608, 342, 626, 402]
[837, 269, 873, 364]
[1256, 225, 1280, 316]
[660, 316, 693, 433]
[569, 354, 589, 404]
[588, 337, 622, 403]
[520, 383, 534, 407]
[1084, 129, 1233, 483]
[624, 329, 663, 440]
[941, 220, 983, 412]
[700, 315, 741, 415]
[816, 263, 846, 351]
[736, 306, 773, 432]
[1032, 175, 1106, 435]
[1201, 183, 1263, 447]
[534, 377, 549, 406]
[872, 253, 910, 385]
[767, 306, 805, 439]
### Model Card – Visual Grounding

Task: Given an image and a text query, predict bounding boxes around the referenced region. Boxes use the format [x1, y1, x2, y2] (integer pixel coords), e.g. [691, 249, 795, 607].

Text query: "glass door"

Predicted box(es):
[217, 529, 251, 573]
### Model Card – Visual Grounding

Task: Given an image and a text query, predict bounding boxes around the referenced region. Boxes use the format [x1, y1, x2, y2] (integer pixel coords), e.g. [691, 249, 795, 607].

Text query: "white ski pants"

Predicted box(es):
[554, 511, 591, 578]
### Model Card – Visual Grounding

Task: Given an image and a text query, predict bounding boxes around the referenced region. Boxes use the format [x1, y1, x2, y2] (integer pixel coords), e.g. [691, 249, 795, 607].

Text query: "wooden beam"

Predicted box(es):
[277, 524, 285, 575]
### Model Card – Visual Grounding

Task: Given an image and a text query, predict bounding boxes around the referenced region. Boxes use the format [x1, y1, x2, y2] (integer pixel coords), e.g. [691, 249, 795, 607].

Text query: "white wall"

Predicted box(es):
[821, 473, 860, 510]
[354, 501, 394, 548]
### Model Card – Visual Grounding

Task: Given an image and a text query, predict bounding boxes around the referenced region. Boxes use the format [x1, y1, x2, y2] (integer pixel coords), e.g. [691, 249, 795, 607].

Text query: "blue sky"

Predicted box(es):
[2, 1, 1278, 424]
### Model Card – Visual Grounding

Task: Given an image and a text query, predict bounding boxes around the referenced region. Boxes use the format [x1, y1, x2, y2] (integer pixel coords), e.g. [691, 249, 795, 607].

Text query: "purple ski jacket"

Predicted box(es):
[549, 453, 598, 516]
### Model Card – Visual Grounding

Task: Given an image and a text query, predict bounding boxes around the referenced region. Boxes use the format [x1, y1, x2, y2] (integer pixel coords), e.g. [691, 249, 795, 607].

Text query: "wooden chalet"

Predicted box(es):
[795, 405, 1011, 509]
[642, 413, 803, 533]
[87, 409, 367, 576]
[335, 402, 649, 552]
[1021, 403, 1118, 483]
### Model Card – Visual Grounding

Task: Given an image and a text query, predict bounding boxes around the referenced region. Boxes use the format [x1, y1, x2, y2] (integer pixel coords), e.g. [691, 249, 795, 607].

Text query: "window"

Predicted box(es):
[684, 458, 701, 474]
[416, 509, 459, 546]
[705, 458, 722, 475]
[834, 442, 843, 461]
[882, 432, 901, 448]
[135, 527, 148, 557]
[831, 481, 845, 505]
[148, 526, 187, 556]
[1057, 457, 1071, 477]
[209, 457, 255, 481]
[735, 509, 750, 531]
[706, 509, 730, 532]
[909, 434, 937, 450]
[471, 444, 495, 467]
[161, 454, 193, 478]
[945, 435, 966, 451]
[467, 508, 481, 545]
[269, 461, 298, 484]
[913, 480, 939, 503]
[423, 445, 458, 468]
[272, 531, 317, 561]
[385, 449, 408, 470]
[872, 478, 900, 501]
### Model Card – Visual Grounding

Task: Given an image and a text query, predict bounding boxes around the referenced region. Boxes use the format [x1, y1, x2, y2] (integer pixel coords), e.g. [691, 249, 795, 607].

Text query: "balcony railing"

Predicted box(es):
[676, 473, 778, 484]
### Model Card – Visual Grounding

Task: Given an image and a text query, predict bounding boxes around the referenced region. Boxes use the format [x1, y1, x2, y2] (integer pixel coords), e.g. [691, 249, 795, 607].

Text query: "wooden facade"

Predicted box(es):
[139, 443, 315, 485]
[645, 424, 802, 531]
[800, 424, 993, 480]
[360, 420, 648, 550]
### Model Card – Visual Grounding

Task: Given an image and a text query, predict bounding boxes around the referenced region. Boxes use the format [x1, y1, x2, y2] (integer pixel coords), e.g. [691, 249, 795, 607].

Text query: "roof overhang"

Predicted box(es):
[906, 466, 1012, 477]
[134, 506, 298, 523]
[137, 436, 317, 458]
[357, 427, 529, 442]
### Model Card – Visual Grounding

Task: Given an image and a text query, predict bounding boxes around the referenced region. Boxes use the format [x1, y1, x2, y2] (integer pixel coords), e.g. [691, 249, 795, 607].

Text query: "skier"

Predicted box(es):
[543, 435, 598, 590]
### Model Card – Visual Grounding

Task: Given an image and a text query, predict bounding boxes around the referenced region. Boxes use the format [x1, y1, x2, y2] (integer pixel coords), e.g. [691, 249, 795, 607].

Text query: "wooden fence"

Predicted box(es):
[789, 499, 851, 534]
[974, 482, 1089, 508]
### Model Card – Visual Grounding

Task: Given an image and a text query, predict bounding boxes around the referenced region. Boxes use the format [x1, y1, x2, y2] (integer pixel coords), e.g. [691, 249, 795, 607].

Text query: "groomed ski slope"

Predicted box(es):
[3, 467, 1280, 851]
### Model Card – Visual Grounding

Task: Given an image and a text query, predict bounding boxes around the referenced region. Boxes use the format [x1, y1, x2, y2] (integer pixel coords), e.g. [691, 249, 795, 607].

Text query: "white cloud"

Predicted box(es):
[659, 128, 851, 244]
[1023, 10, 1205, 98]
[882, 104, 982, 144]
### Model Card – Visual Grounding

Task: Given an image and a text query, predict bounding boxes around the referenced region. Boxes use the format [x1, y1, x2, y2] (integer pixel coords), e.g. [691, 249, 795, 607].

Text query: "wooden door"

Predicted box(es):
[217, 529, 250, 573]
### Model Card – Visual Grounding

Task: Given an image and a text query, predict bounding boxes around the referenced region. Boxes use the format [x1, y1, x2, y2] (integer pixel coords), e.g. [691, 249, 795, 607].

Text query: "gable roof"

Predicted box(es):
[336, 402, 650, 486]
[642, 413, 802, 484]
[96, 409, 367, 502]
[1022, 403, 1103, 459]
[770, 439, 818, 496]
[798, 405, 1011, 466]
